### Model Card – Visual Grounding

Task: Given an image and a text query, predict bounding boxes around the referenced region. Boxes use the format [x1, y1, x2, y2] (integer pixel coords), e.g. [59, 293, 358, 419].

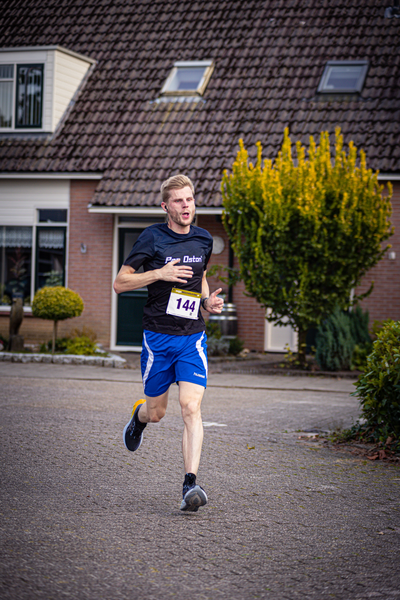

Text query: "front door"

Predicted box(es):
[116, 228, 148, 346]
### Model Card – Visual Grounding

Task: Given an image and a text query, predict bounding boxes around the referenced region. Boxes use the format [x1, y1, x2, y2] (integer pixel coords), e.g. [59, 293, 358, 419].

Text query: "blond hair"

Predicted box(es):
[160, 174, 195, 204]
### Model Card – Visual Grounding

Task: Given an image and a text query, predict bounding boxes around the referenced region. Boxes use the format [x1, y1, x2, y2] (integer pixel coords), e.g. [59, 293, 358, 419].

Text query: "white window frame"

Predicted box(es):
[317, 60, 369, 94]
[0, 61, 45, 131]
[0, 64, 14, 129]
[160, 60, 214, 97]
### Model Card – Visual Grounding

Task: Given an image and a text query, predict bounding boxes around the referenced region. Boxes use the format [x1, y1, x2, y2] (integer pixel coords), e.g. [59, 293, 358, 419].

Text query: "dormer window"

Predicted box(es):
[317, 61, 369, 94]
[160, 61, 214, 96]
[0, 46, 94, 133]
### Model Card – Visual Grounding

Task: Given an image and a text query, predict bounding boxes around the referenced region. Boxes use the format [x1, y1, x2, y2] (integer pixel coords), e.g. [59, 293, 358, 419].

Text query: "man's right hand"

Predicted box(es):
[158, 259, 193, 284]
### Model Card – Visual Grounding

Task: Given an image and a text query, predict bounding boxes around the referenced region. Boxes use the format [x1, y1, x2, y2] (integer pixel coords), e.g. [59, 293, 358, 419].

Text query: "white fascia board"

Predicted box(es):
[0, 45, 96, 65]
[87, 205, 223, 215]
[0, 172, 103, 180]
[174, 60, 213, 67]
[88, 206, 164, 215]
[377, 173, 400, 181]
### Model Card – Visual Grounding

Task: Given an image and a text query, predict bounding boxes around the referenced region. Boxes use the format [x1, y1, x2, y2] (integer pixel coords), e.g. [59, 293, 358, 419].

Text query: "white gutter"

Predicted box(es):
[377, 173, 400, 181]
[87, 205, 223, 215]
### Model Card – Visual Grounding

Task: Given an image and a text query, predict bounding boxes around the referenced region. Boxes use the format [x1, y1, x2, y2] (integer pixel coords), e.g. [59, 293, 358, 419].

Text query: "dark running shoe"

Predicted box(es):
[180, 473, 208, 512]
[123, 399, 146, 452]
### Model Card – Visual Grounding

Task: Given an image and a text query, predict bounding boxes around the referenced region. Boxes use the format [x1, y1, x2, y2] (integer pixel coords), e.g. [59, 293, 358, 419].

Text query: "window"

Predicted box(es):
[160, 61, 214, 96]
[0, 227, 32, 304]
[0, 210, 67, 307]
[16, 64, 44, 128]
[317, 61, 368, 94]
[0, 65, 13, 128]
[35, 227, 66, 289]
[38, 209, 68, 223]
[0, 62, 44, 129]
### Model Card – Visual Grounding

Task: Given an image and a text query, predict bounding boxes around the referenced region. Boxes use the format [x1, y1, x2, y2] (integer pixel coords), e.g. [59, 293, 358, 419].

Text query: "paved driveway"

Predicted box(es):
[0, 362, 399, 599]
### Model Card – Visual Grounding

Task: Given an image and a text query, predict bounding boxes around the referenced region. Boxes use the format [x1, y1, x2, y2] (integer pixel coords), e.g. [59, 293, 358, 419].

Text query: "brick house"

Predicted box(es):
[0, 0, 399, 352]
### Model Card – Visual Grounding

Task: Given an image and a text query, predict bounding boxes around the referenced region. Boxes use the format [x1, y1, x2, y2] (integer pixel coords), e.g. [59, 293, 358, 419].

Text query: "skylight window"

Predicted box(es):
[317, 61, 369, 94]
[160, 61, 214, 96]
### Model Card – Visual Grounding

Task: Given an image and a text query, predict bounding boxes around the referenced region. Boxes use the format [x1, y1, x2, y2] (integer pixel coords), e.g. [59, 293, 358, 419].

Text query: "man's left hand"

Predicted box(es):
[205, 288, 224, 314]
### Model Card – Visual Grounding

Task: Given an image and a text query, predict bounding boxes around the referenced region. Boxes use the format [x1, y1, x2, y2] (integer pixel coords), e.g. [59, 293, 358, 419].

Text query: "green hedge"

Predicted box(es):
[353, 320, 400, 440]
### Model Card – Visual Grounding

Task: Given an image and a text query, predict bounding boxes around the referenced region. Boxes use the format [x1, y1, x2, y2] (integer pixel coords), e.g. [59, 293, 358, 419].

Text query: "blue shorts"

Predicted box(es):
[141, 330, 208, 397]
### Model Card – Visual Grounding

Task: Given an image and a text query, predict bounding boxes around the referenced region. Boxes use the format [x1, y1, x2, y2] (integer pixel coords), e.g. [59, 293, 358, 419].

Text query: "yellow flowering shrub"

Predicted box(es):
[221, 128, 393, 362]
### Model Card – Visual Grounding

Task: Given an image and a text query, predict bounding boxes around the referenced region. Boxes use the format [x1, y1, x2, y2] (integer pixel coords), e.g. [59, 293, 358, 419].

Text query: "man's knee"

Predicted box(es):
[181, 399, 201, 421]
[147, 406, 166, 423]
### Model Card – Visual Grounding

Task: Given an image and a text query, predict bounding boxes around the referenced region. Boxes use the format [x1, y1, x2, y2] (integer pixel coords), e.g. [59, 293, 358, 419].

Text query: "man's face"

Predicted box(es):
[162, 186, 196, 229]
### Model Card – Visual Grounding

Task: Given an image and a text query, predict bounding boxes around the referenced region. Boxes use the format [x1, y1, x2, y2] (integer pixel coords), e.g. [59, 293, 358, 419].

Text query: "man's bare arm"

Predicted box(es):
[113, 259, 193, 294]
[201, 271, 224, 314]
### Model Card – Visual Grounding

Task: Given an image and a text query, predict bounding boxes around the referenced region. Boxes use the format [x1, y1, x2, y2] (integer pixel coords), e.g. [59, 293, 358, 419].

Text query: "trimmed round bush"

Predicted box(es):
[32, 286, 84, 321]
[354, 320, 400, 440]
[32, 286, 84, 353]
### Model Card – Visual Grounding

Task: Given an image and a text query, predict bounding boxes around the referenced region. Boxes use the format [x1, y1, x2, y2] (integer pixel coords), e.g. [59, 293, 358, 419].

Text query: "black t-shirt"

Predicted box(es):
[123, 223, 213, 335]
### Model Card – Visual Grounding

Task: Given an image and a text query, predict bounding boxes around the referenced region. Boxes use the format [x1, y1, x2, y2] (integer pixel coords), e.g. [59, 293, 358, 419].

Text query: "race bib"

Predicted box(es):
[166, 288, 201, 320]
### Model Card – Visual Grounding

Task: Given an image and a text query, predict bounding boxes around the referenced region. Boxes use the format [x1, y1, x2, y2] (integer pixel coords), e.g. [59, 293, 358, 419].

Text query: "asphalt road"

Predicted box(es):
[0, 362, 399, 600]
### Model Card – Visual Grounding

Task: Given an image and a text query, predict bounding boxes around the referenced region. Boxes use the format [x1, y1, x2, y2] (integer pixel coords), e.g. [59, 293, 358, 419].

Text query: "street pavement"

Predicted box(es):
[0, 361, 399, 600]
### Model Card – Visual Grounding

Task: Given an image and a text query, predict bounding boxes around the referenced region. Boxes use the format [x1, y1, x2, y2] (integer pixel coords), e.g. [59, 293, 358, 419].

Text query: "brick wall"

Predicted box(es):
[355, 180, 400, 324]
[67, 180, 114, 346]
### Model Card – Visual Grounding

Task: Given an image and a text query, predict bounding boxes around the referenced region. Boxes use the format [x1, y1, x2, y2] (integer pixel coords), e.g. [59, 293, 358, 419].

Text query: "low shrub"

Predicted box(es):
[205, 321, 221, 339]
[207, 337, 230, 357]
[228, 336, 244, 356]
[353, 320, 400, 441]
[348, 305, 371, 346]
[39, 335, 106, 356]
[66, 336, 105, 356]
[315, 309, 355, 371]
[351, 342, 373, 371]
[39, 337, 69, 353]
[316, 306, 371, 372]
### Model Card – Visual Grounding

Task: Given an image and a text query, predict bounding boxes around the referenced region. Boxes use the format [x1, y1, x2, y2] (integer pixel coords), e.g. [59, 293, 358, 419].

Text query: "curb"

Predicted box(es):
[0, 352, 127, 369]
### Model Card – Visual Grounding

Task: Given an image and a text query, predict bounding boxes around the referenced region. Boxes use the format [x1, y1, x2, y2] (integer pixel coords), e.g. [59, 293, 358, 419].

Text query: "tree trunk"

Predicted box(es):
[297, 329, 307, 368]
[52, 320, 58, 355]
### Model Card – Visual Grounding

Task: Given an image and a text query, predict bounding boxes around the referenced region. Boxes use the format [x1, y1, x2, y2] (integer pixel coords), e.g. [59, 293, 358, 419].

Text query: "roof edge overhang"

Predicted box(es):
[377, 173, 400, 181]
[87, 205, 223, 215]
[0, 172, 103, 179]
[0, 45, 96, 65]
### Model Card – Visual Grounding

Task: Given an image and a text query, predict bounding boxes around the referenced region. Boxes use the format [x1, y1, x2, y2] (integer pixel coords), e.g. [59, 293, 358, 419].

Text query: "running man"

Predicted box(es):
[113, 174, 224, 512]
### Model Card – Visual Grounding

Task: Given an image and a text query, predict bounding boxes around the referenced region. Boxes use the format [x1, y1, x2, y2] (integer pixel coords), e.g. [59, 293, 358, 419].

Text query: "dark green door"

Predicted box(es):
[116, 228, 148, 346]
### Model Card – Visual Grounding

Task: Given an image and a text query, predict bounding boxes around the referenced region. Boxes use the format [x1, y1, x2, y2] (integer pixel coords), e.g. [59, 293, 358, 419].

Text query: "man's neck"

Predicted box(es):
[167, 219, 191, 235]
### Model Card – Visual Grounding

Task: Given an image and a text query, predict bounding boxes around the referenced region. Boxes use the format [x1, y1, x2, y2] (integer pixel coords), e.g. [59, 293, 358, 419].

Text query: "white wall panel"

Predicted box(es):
[0, 179, 69, 225]
[53, 50, 92, 130]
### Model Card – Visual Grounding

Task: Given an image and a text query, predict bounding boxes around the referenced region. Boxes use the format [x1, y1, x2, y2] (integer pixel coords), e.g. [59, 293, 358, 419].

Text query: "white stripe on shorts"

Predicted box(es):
[196, 331, 208, 377]
[142, 331, 154, 390]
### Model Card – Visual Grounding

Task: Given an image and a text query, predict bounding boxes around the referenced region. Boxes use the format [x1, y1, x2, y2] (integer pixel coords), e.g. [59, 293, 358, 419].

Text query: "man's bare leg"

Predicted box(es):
[138, 390, 169, 423]
[123, 390, 169, 452]
[178, 381, 207, 512]
[178, 381, 205, 474]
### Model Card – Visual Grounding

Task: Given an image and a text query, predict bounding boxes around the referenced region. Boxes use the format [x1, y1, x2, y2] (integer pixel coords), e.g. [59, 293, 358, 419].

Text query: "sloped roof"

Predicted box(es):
[0, 0, 399, 207]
